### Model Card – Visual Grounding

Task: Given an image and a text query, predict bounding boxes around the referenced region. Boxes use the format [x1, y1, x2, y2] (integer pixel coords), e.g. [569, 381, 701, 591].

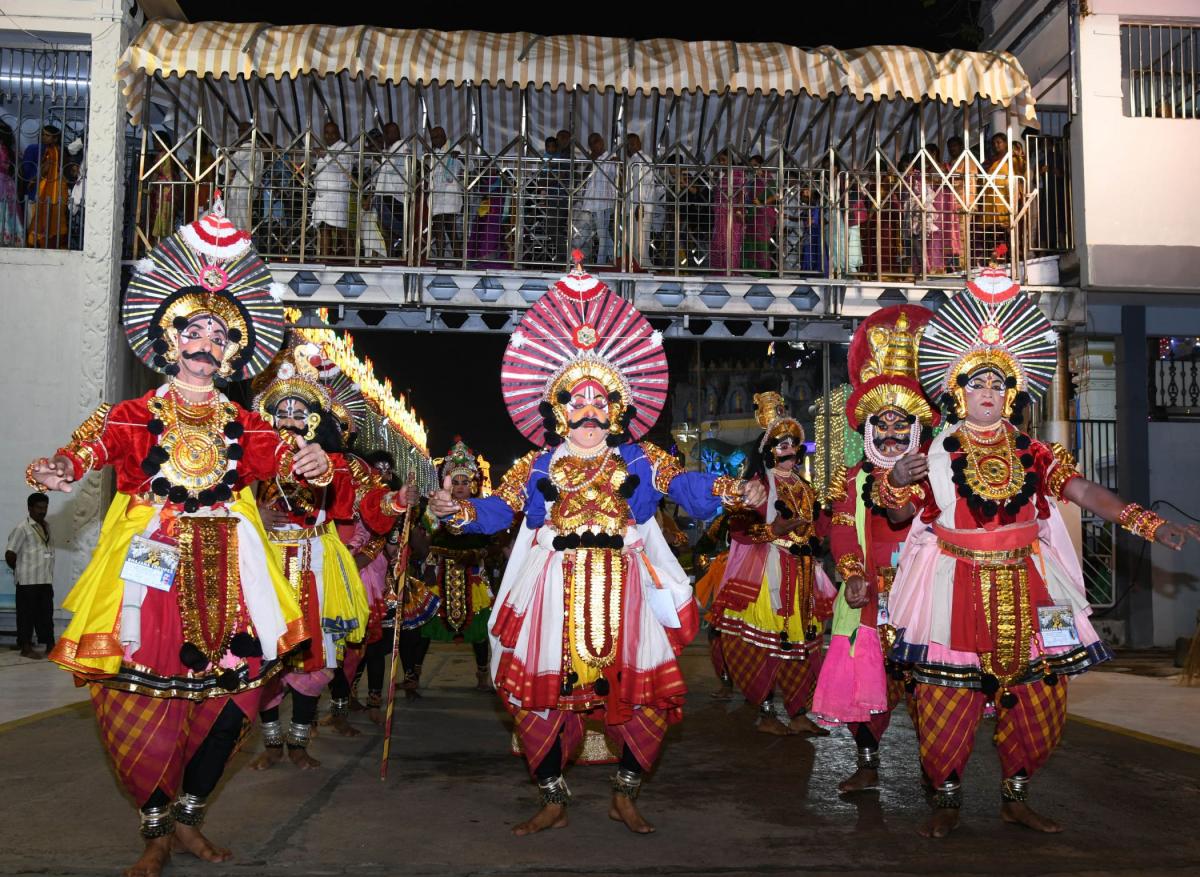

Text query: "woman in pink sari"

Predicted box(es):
[710, 149, 747, 272]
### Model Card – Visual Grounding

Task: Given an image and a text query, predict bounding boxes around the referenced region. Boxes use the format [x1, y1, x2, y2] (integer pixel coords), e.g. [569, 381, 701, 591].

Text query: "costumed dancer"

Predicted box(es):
[419, 438, 499, 692]
[809, 305, 938, 791]
[427, 254, 766, 835]
[29, 201, 328, 877]
[882, 267, 1199, 837]
[710, 391, 836, 736]
[247, 340, 405, 769]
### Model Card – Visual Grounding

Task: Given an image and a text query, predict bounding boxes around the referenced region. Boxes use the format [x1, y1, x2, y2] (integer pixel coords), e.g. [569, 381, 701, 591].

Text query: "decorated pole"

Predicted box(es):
[380, 475, 417, 780]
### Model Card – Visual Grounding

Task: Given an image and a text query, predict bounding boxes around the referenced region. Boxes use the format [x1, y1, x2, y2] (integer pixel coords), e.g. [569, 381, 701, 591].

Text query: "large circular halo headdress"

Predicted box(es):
[845, 304, 938, 431]
[123, 195, 285, 381]
[501, 254, 667, 444]
[918, 268, 1056, 416]
[312, 348, 368, 435]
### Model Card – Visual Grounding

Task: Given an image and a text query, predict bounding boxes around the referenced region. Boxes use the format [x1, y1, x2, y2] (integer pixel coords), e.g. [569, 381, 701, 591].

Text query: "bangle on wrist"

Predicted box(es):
[1118, 502, 1167, 542]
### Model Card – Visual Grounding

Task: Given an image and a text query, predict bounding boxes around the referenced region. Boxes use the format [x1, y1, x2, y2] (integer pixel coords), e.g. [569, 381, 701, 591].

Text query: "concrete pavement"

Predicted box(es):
[1, 644, 1198, 876]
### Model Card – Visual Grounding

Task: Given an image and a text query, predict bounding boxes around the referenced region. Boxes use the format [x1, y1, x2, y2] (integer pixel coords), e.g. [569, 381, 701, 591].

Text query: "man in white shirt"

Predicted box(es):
[426, 126, 463, 262]
[626, 133, 659, 270]
[5, 493, 55, 659]
[311, 121, 353, 258]
[575, 133, 618, 266]
[373, 122, 409, 259]
[224, 122, 262, 238]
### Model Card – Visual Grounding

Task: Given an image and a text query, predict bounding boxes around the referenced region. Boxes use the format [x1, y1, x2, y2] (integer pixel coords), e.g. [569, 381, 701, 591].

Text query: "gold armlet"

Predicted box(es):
[711, 476, 743, 505]
[830, 512, 856, 528]
[306, 460, 334, 488]
[748, 523, 775, 544]
[445, 500, 477, 533]
[1045, 443, 1081, 501]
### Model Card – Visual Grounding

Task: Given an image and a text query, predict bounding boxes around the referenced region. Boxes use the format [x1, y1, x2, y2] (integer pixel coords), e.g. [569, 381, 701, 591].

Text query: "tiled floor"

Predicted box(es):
[1068, 667, 1200, 750]
[0, 648, 90, 726]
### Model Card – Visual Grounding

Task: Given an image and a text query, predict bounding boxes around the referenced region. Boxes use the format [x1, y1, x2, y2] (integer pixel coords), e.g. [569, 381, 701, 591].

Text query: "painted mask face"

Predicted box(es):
[872, 408, 913, 460]
[963, 368, 1007, 426]
[450, 473, 475, 500]
[176, 313, 229, 380]
[272, 397, 315, 437]
[565, 379, 612, 431]
[772, 436, 799, 471]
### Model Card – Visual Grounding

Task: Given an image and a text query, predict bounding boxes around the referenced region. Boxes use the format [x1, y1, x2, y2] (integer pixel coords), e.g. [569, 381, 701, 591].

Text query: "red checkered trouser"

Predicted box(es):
[722, 633, 823, 717]
[914, 677, 1068, 787]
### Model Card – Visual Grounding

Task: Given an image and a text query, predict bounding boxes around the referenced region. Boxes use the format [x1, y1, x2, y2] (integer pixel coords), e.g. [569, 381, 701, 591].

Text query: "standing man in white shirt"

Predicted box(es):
[426, 126, 463, 262]
[311, 121, 353, 258]
[576, 133, 617, 266]
[5, 493, 55, 659]
[373, 122, 409, 259]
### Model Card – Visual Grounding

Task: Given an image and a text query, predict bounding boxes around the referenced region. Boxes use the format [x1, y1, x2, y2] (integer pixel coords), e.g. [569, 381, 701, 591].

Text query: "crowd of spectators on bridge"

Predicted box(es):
[135, 120, 1036, 277]
[0, 121, 85, 251]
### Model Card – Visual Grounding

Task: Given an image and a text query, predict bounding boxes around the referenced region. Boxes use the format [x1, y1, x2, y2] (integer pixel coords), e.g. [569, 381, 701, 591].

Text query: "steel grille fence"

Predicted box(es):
[1122, 23, 1200, 119]
[1071, 419, 1118, 609]
[0, 45, 91, 251]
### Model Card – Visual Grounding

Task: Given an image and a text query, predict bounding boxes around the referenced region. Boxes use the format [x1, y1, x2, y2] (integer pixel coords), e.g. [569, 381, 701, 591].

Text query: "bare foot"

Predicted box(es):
[709, 684, 735, 701]
[788, 714, 830, 737]
[171, 823, 232, 862]
[918, 809, 960, 838]
[368, 707, 384, 725]
[512, 803, 568, 836]
[838, 767, 880, 793]
[124, 836, 171, 877]
[1001, 800, 1062, 833]
[756, 715, 798, 736]
[321, 714, 361, 737]
[248, 748, 283, 770]
[608, 794, 656, 834]
[287, 747, 321, 769]
[475, 671, 494, 693]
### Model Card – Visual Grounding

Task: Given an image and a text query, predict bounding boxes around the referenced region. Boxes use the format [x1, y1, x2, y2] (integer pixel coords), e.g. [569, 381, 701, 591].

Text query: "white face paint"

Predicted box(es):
[273, 397, 313, 433]
[565, 379, 613, 451]
[963, 369, 1006, 427]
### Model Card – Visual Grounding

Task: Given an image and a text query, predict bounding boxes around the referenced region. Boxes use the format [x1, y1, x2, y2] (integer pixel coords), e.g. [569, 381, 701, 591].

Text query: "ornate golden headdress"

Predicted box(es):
[845, 305, 938, 430]
[251, 340, 332, 432]
[753, 391, 805, 450]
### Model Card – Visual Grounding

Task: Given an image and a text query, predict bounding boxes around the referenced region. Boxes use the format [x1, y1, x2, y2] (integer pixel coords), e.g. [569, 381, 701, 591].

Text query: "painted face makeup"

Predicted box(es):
[272, 397, 313, 435]
[964, 368, 1006, 426]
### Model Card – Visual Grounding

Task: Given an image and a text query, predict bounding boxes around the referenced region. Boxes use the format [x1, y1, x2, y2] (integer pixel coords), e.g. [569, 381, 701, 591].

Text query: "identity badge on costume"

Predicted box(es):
[121, 535, 179, 592]
[1037, 604, 1081, 648]
[876, 590, 890, 627]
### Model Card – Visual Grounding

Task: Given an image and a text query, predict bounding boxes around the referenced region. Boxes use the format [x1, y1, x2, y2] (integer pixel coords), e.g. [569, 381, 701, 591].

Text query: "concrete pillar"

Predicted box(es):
[1113, 305, 1153, 647]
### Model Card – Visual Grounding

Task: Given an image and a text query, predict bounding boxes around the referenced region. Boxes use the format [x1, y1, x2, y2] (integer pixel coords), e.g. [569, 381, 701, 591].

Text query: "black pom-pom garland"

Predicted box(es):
[227, 444, 244, 460]
[179, 642, 208, 672]
[943, 435, 962, 452]
[555, 390, 571, 405]
[163, 363, 180, 377]
[147, 418, 165, 435]
[172, 316, 189, 331]
[956, 373, 970, 387]
[537, 477, 559, 501]
[618, 474, 640, 498]
[227, 327, 242, 342]
[544, 431, 564, 446]
[230, 632, 263, 658]
[224, 421, 244, 439]
[538, 400, 555, 418]
[1014, 434, 1031, 450]
[168, 486, 189, 504]
[151, 477, 171, 496]
[217, 669, 241, 692]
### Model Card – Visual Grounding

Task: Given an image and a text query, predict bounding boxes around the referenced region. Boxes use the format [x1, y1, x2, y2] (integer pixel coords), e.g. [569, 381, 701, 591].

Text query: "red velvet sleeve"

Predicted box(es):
[358, 486, 402, 535]
[322, 454, 357, 521]
[235, 407, 289, 484]
[828, 469, 865, 568]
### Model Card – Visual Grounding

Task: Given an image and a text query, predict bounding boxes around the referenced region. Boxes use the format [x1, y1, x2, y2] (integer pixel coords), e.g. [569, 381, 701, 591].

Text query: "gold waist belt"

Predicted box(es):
[937, 540, 1033, 566]
[266, 521, 332, 544]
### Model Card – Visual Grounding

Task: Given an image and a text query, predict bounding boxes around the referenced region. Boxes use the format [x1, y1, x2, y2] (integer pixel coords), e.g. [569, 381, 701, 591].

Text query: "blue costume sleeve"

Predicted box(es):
[457, 450, 549, 534]
[621, 443, 730, 524]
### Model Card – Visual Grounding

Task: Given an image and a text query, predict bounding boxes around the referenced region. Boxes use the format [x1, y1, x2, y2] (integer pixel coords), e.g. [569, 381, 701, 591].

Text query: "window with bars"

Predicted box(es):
[0, 44, 91, 251]
[1121, 23, 1200, 119]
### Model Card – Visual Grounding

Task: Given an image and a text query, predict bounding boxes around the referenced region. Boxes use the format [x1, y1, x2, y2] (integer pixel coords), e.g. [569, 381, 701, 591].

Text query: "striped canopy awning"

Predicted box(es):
[119, 20, 1037, 125]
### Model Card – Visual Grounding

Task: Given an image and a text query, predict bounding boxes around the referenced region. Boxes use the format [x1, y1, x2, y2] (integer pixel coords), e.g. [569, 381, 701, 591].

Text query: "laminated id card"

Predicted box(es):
[1037, 604, 1081, 648]
[876, 590, 890, 627]
[121, 536, 179, 592]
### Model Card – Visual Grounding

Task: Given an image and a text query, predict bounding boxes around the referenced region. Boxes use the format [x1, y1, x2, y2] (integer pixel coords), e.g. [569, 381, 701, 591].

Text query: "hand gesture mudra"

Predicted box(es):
[741, 480, 768, 508]
[290, 435, 330, 480]
[1155, 521, 1200, 552]
[28, 455, 76, 493]
[888, 451, 928, 488]
[427, 475, 459, 518]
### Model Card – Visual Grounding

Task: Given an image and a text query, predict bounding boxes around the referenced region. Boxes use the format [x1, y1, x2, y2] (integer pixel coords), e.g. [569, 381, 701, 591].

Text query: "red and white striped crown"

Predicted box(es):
[178, 193, 252, 261]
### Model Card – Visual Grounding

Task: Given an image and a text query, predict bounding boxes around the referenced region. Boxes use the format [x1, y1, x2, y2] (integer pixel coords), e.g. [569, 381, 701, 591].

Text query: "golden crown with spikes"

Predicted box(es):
[856, 310, 921, 384]
[753, 391, 805, 448]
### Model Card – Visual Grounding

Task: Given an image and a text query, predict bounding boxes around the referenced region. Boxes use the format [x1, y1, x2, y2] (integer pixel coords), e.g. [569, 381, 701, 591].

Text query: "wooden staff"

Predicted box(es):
[380, 475, 417, 780]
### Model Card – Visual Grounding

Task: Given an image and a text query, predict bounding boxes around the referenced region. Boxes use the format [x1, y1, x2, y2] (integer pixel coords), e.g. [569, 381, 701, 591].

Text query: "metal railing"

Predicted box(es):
[125, 127, 1073, 280]
[1071, 418, 1118, 609]
[1122, 23, 1200, 120]
[0, 46, 91, 252]
[1150, 345, 1200, 419]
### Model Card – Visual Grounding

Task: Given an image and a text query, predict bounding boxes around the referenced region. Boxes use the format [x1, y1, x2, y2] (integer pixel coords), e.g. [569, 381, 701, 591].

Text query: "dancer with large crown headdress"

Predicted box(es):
[428, 253, 765, 835]
[709, 390, 837, 736]
[810, 304, 939, 792]
[882, 268, 1199, 837]
[416, 438, 497, 693]
[27, 199, 333, 877]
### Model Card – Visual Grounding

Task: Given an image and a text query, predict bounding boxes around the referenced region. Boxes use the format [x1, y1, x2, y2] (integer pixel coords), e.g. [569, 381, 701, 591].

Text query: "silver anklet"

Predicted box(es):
[932, 780, 962, 810]
[329, 697, 350, 719]
[285, 720, 312, 749]
[260, 719, 283, 748]
[611, 768, 643, 800]
[139, 806, 175, 839]
[1001, 775, 1029, 802]
[172, 793, 207, 827]
[537, 775, 571, 806]
[857, 746, 880, 770]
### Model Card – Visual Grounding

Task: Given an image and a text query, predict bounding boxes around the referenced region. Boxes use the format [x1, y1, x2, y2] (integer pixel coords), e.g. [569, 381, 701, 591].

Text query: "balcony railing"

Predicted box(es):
[126, 130, 1071, 282]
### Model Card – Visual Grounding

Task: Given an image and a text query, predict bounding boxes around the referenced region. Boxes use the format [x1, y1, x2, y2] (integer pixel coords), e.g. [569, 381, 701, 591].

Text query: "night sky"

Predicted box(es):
[173, 2, 980, 472]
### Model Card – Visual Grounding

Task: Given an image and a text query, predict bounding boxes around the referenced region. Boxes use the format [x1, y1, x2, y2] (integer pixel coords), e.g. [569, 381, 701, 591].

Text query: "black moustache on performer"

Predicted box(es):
[568, 416, 609, 430]
[181, 350, 221, 366]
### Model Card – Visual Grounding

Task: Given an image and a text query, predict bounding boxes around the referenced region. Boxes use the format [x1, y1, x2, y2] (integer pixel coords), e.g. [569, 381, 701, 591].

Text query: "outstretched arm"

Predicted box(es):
[27, 404, 115, 493]
[1063, 477, 1198, 550]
